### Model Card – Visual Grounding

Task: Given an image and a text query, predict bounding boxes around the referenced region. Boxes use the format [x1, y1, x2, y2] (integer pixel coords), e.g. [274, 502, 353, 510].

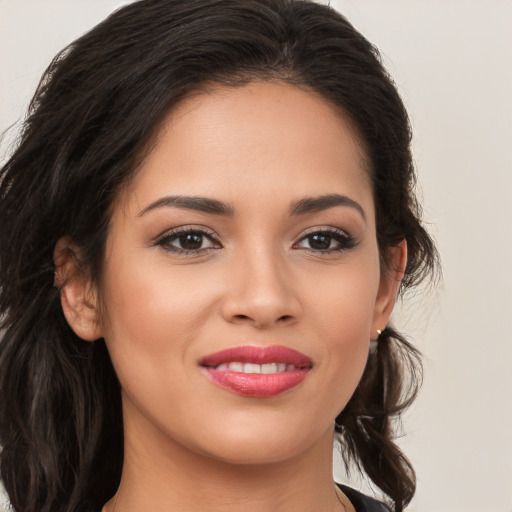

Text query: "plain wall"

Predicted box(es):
[1, 1, 511, 511]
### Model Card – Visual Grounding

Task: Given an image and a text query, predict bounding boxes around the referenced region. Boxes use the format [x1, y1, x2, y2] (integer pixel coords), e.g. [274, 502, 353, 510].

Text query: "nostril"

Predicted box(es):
[232, 313, 293, 325]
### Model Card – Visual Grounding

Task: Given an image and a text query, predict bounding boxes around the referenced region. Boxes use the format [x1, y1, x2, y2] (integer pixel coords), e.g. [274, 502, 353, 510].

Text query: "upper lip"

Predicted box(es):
[199, 345, 313, 368]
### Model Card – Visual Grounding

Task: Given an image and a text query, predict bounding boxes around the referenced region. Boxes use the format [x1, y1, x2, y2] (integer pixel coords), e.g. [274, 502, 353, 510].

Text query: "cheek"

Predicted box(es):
[303, 255, 379, 337]
[102, 248, 212, 334]
[99, 258, 184, 370]
[98, 248, 229, 395]
[300, 258, 379, 400]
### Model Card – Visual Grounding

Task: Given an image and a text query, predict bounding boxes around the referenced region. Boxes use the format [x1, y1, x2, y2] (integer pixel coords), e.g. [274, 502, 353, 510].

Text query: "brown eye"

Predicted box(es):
[155, 228, 220, 254]
[177, 233, 205, 251]
[307, 233, 332, 250]
[295, 229, 356, 253]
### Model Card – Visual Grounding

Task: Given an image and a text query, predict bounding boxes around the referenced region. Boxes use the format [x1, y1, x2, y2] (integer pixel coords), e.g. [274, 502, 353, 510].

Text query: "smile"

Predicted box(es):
[199, 346, 312, 397]
[213, 362, 298, 373]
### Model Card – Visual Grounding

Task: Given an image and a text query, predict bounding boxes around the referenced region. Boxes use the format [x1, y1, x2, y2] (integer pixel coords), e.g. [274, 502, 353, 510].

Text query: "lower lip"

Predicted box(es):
[202, 368, 310, 397]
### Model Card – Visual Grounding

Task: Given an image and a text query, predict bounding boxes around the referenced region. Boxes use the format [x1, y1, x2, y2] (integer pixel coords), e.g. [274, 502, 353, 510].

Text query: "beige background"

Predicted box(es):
[1, 1, 511, 511]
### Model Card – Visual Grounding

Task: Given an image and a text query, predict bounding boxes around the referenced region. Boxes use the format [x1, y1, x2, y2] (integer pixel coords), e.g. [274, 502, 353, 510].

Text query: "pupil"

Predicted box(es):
[179, 233, 203, 250]
[309, 234, 331, 250]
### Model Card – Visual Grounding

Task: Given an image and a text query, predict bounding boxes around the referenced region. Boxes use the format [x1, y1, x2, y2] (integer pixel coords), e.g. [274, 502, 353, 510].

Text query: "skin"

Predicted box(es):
[57, 81, 406, 512]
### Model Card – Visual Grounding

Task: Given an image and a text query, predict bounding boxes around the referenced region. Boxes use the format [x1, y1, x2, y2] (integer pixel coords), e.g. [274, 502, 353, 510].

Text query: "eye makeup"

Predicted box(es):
[153, 226, 221, 255]
[151, 224, 358, 258]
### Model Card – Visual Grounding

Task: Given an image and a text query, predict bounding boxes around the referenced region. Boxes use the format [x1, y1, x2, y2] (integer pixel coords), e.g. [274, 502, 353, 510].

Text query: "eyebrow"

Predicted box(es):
[138, 193, 366, 222]
[290, 194, 367, 223]
[138, 195, 235, 217]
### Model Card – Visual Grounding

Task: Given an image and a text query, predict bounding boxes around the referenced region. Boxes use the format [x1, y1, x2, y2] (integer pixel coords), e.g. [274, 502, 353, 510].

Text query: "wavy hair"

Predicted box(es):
[0, 1, 439, 511]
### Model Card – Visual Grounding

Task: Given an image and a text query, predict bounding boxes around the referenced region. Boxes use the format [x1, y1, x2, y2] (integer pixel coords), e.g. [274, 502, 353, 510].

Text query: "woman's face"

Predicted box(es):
[91, 82, 401, 465]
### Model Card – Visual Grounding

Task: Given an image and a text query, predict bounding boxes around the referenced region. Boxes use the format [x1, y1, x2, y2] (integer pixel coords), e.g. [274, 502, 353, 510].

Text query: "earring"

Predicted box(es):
[370, 329, 382, 342]
[369, 329, 382, 354]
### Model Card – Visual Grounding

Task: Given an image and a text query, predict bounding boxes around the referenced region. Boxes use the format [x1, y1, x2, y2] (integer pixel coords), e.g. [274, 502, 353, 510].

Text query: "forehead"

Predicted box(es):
[118, 81, 373, 217]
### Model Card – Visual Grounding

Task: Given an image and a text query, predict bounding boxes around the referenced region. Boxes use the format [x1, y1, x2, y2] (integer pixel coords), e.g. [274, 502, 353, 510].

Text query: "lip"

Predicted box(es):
[199, 345, 312, 398]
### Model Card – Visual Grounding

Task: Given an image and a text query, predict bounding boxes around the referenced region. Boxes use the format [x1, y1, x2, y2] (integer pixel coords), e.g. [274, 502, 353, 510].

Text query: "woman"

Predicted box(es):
[0, 1, 438, 511]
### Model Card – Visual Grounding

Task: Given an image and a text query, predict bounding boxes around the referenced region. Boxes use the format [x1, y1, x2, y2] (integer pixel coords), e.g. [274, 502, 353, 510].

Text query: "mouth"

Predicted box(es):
[199, 345, 312, 397]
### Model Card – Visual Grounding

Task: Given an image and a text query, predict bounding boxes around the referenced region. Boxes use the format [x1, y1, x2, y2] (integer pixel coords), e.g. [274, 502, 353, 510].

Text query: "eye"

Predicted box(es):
[294, 228, 356, 253]
[154, 227, 221, 254]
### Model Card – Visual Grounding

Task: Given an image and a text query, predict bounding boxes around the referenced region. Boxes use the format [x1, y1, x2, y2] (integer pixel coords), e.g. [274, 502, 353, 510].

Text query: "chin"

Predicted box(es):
[190, 416, 332, 466]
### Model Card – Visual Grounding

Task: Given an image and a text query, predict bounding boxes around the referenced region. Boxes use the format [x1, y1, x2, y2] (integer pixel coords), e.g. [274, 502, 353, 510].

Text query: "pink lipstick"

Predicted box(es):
[199, 345, 312, 397]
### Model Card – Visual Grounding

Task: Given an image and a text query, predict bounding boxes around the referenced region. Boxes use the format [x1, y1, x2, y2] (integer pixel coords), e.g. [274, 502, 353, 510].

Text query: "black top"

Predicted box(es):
[337, 483, 391, 511]
[86, 484, 390, 512]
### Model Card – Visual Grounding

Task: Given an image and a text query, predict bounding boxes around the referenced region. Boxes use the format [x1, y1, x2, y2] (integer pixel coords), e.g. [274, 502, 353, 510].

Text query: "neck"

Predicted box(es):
[105, 409, 346, 512]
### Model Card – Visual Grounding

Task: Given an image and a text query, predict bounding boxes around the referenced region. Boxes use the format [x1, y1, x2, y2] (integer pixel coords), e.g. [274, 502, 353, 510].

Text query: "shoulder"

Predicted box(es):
[336, 483, 392, 512]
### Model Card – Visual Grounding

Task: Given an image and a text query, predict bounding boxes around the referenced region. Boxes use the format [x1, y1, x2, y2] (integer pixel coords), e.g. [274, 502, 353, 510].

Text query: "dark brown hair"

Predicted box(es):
[0, 1, 438, 511]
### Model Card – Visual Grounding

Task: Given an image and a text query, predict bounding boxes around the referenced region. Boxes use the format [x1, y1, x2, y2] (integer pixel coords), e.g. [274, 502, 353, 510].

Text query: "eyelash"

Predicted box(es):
[153, 226, 357, 255]
[293, 227, 357, 254]
[154, 227, 221, 255]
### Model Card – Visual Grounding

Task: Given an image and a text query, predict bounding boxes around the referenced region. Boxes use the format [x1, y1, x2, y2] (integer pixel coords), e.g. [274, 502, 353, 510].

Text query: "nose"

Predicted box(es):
[220, 247, 301, 329]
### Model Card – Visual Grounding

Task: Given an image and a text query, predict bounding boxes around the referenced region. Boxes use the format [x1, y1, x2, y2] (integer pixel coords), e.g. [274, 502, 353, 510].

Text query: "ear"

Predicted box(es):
[54, 237, 102, 341]
[371, 240, 407, 337]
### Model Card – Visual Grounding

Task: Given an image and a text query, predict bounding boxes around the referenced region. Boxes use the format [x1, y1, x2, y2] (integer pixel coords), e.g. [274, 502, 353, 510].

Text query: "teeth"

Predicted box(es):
[228, 362, 243, 372]
[244, 363, 261, 373]
[261, 363, 278, 374]
[214, 362, 298, 373]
